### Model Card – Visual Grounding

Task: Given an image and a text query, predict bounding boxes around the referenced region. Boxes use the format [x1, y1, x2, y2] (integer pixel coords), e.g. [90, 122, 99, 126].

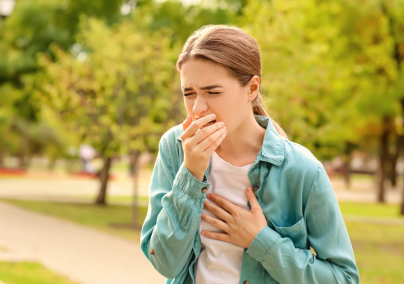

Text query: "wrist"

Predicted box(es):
[192, 171, 205, 182]
[246, 225, 267, 248]
[184, 164, 204, 182]
[188, 169, 204, 182]
[246, 226, 281, 262]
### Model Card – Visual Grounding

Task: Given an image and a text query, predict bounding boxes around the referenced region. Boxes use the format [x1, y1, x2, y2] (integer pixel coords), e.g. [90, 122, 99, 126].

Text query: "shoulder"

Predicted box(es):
[160, 123, 184, 147]
[281, 138, 324, 192]
[155, 124, 185, 173]
[283, 139, 322, 169]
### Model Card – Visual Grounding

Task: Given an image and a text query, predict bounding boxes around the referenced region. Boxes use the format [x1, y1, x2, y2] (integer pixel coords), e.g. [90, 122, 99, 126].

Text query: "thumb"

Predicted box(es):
[246, 187, 260, 210]
[182, 115, 192, 131]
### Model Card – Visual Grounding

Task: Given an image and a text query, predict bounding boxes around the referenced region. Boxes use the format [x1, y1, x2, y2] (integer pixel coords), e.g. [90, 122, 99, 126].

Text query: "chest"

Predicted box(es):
[206, 159, 252, 210]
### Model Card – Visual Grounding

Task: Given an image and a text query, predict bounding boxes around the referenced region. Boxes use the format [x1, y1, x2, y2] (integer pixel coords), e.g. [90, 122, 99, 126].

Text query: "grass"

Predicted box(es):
[346, 222, 404, 284]
[60, 195, 148, 205]
[339, 202, 404, 219]
[1, 199, 147, 242]
[2, 199, 404, 284]
[105, 195, 148, 204]
[338, 202, 404, 283]
[333, 173, 375, 181]
[0, 262, 80, 284]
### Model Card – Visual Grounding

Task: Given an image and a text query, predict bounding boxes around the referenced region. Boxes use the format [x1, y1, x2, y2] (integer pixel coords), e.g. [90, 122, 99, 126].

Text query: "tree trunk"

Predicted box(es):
[342, 156, 351, 189]
[389, 155, 398, 188]
[377, 118, 390, 203]
[342, 142, 355, 189]
[130, 149, 142, 228]
[389, 134, 404, 188]
[47, 157, 57, 172]
[380, 0, 404, 213]
[95, 156, 112, 205]
[25, 153, 33, 169]
[401, 183, 404, 215]
[17, 134, 29, 169]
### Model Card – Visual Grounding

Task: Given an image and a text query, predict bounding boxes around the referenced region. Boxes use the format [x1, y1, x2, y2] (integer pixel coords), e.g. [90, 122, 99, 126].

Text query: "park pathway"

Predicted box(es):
[0, 201, 166, 284]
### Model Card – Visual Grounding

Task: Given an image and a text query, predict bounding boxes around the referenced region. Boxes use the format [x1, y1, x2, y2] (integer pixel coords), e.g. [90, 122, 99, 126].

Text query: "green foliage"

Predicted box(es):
[0, 0, 123, 80]
[238, 0, 404, 160]
[0, 0, 243, 162]
[37, 17, 183, 157]
[1, 0, 404, 165]
[135, 0, 238, 44]
[0, 0, 125, 163]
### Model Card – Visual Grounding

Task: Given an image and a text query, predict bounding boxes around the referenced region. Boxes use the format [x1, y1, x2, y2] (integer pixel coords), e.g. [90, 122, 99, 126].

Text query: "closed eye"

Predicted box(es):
[184, 92, 220, 96]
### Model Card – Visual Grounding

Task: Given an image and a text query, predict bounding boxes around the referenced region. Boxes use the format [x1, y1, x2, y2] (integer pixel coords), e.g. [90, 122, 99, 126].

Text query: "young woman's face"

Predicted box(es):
[180, 59, 254, 133]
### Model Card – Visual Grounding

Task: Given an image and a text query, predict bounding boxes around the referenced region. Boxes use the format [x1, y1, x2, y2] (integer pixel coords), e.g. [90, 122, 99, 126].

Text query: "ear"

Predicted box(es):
[247, 75, 260, 102]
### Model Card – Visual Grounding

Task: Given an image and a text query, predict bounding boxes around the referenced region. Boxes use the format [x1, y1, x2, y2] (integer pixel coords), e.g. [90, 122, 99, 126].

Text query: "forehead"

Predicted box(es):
[180, 59, 232, 89]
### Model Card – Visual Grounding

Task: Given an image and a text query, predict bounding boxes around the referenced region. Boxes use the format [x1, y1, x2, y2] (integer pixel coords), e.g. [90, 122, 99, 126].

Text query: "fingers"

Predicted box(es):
[181, 114, 216, 140]
[203, 128, 227, 155]
[245, 187, 260, 211]
[203, 199, 233, 222]
[201, 213, 230, 232]
[195, 123, 227, 152]
[182, 115, 192, 132]
[200, 231, 231, 242]
[204, 194, 237, 218]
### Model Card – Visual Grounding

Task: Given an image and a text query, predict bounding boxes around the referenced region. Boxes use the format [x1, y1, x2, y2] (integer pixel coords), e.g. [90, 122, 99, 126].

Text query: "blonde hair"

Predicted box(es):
[176, 25, 288, 139]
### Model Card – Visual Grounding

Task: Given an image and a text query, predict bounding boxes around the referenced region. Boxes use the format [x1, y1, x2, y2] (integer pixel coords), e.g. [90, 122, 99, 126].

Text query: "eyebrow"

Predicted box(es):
[182, 85, 223, 92]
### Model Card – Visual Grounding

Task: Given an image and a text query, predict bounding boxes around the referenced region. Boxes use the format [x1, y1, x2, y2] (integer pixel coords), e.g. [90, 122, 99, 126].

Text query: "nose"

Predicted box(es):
[192, 94, 209, 119]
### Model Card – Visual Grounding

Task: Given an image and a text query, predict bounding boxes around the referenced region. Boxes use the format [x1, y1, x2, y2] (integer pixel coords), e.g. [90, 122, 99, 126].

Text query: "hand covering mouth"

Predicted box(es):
[197, 118, 217, 130]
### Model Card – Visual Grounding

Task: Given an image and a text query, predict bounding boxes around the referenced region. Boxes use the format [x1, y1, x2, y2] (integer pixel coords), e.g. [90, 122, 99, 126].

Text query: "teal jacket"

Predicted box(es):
[140, 115, 360, 284]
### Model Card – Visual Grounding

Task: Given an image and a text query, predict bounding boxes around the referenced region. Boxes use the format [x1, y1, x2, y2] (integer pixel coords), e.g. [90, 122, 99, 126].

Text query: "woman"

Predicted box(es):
[140, 25, 359, 284]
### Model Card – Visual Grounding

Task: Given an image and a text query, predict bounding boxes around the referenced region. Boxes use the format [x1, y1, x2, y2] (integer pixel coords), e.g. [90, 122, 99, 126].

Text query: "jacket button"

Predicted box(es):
[243, 281, 250, 284]
[253, 186, 259, 191]
[149, 248, 155, 255]
[201, 187, 208, 193]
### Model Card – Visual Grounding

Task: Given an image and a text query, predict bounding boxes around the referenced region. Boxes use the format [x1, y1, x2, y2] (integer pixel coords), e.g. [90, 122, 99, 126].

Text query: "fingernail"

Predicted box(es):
[246, 187, 252, 192]
[211, 114, 216, 119]
[206, 193, 211, 199]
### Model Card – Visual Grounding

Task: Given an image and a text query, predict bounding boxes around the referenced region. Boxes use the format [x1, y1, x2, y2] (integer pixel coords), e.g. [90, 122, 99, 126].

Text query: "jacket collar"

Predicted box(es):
[254, 115, 285, 167]
[176, 115, 285, 167]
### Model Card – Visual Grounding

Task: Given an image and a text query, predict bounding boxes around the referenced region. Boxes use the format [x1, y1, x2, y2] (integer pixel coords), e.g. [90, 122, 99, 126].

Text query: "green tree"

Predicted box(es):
[37, 17, 183, 205]
[0, 0, 124, 165]
[378, 0, 404, 214]
[239, 0, 403, 208]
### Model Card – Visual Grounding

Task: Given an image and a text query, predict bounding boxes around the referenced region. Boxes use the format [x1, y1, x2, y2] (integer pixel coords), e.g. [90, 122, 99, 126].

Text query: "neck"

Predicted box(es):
[215, 114, 266, 166]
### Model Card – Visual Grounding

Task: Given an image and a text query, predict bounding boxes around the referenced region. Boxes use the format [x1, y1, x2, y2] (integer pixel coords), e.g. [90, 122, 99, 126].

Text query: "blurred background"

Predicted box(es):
[0, 0, 403, 283]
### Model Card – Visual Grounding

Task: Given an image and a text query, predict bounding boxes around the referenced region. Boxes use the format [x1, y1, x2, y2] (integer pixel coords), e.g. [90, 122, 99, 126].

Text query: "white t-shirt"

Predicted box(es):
[194, 151, 254, 284]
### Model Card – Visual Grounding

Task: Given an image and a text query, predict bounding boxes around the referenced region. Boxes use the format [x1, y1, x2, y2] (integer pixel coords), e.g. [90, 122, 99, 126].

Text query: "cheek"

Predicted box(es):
[220, 92, 250, 130]
[184, 99, 194, 113]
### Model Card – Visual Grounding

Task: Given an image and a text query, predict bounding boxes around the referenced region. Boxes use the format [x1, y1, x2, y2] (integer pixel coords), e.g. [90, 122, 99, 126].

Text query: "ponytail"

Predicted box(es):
[252, 93, 288, 140]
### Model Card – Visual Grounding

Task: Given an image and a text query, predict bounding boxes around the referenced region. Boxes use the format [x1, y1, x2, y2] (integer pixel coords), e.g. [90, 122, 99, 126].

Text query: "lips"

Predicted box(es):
[196, 118, 217, 130]
[202, 119, 216, 128]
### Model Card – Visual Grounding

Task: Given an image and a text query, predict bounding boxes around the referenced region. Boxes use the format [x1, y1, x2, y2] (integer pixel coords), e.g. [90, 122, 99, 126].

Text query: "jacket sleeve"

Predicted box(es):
[246, 163, 360, 284]
[140, 135, 210, 279]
